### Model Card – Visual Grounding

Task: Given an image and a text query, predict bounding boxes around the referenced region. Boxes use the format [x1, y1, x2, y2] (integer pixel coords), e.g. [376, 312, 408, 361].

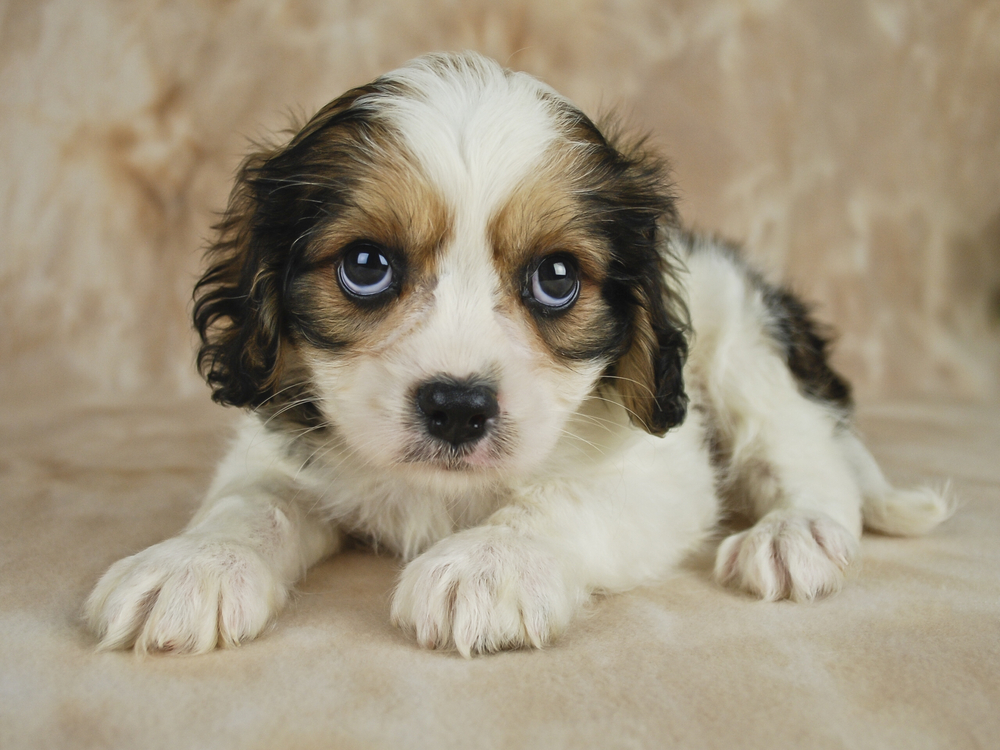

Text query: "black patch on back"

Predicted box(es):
[760, 284, 853, 412]
[681, 231, 853, 415]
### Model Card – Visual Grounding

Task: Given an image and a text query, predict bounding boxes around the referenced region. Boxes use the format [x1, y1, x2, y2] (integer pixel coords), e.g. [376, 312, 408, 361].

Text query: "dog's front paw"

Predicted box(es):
[714, 510, 859, 602]
[84, 535, 287, 654]
[391, 526, 576, 657]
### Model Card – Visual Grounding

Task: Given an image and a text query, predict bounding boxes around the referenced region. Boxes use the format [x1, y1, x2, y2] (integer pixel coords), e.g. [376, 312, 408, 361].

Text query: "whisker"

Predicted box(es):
[259, 396, 322, 427]
[556, 427, 606, 457]
[567, 412, 620, 434]
[253, 380, 315, 410]
[601, 374, 656, 399]
[585, 393, 645, 425]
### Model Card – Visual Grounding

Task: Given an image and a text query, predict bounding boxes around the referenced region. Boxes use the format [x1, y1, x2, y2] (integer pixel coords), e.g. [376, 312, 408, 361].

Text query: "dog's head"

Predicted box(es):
[194, 52, 688, 479]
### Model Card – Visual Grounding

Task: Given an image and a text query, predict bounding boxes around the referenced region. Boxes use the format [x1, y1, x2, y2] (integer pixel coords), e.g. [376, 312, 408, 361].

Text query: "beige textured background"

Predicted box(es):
[2, 0, 999, 403]
[3, 5, 1000, 748]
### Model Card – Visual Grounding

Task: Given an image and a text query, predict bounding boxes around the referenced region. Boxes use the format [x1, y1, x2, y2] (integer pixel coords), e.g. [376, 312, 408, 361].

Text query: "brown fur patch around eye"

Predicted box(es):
[285, 147, 452, 352]
[489, 106, 688, 435]
[488, 144, 623, 363]
[304, 156, 452, 274]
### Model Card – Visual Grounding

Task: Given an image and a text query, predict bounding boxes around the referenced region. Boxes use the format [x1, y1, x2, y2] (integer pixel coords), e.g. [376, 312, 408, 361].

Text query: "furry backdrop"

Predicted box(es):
[2, 0, 998, 404]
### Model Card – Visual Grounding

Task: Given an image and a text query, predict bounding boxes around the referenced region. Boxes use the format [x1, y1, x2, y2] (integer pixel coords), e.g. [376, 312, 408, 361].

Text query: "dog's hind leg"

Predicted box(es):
[706, 355, 864, 602]
[684, 243, 866, 601]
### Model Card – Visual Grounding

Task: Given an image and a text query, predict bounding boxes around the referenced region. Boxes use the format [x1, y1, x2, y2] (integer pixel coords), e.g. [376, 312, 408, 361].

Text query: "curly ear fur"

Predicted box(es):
[581, 120, 689, 436]
[192, 148, 287, 408]
[193, 85, 390, 408]
[612, 260, 689, 436]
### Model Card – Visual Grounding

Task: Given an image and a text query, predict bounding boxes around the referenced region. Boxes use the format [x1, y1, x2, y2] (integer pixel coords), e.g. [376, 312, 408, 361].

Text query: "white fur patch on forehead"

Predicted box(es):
[360, 53, 565, 215]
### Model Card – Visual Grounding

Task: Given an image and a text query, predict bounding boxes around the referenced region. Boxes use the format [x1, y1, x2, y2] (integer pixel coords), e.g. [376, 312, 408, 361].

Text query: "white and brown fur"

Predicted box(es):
[85, 52, 952, 657]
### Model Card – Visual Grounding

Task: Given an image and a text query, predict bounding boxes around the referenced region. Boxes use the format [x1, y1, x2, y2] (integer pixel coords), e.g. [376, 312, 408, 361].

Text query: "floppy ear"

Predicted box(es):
[193, 148, 289, 409]
[611, 249, 689, 436]
[589, 126, 689, 436]
[193, 84, 387, 408]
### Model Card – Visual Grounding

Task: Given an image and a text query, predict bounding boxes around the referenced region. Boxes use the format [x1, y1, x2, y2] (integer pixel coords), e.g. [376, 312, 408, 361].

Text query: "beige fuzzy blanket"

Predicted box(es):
[2, 1, 998, 747]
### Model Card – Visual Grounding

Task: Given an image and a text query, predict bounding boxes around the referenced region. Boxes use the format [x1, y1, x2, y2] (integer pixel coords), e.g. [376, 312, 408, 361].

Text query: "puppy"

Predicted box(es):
[85, 52, 951, 656]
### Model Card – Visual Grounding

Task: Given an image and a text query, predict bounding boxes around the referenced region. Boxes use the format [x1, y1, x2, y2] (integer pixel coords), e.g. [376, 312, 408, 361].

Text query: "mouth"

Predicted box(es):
[402, 440, 496, 471]
[401, 425, 515, 472]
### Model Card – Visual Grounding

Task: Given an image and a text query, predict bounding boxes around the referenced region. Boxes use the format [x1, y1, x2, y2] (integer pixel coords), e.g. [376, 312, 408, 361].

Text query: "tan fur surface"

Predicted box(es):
[1, 396, 998, 747]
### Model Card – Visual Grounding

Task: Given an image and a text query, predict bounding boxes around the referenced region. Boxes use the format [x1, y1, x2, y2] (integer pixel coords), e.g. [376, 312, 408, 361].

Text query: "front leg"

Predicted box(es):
[391, 522, 581, 657]
[85, 484, 338, 655]
[392, 425, 718, 656]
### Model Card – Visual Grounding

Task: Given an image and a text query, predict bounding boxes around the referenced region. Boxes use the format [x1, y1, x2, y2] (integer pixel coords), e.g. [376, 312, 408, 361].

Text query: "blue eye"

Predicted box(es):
[338, 244, 394, 296]
[530, 254, 580, 308]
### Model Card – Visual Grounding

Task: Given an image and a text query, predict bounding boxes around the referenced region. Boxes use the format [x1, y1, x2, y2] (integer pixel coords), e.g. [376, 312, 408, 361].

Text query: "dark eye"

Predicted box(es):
[338, 243, 394, 297]
[529, 254, 580, 309]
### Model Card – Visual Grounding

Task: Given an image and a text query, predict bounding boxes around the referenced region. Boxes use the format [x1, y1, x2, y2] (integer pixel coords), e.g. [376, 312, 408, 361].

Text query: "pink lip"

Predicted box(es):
[415, 443, 499, 472]
[459, 449, 495, 468]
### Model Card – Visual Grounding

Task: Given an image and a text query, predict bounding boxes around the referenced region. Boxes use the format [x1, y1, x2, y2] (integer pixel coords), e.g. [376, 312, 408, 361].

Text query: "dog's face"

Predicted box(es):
[194, 53, 688, 482]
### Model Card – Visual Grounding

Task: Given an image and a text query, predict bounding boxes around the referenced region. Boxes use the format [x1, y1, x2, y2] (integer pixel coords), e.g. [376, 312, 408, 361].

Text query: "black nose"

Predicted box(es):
[416, 380, 499, 447]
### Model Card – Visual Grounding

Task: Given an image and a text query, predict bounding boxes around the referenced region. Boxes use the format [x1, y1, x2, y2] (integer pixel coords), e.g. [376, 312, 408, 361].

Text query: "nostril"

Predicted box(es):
[415, 379, 499, 447]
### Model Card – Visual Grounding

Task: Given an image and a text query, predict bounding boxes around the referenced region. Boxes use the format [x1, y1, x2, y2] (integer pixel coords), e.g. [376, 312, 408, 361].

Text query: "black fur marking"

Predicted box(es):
[192, 80, 403, 409]
[647, 322, 690, 430]
[681, 231, 852, 414]
[761, 284, 853, 412]
[560, 109, 690, 434]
